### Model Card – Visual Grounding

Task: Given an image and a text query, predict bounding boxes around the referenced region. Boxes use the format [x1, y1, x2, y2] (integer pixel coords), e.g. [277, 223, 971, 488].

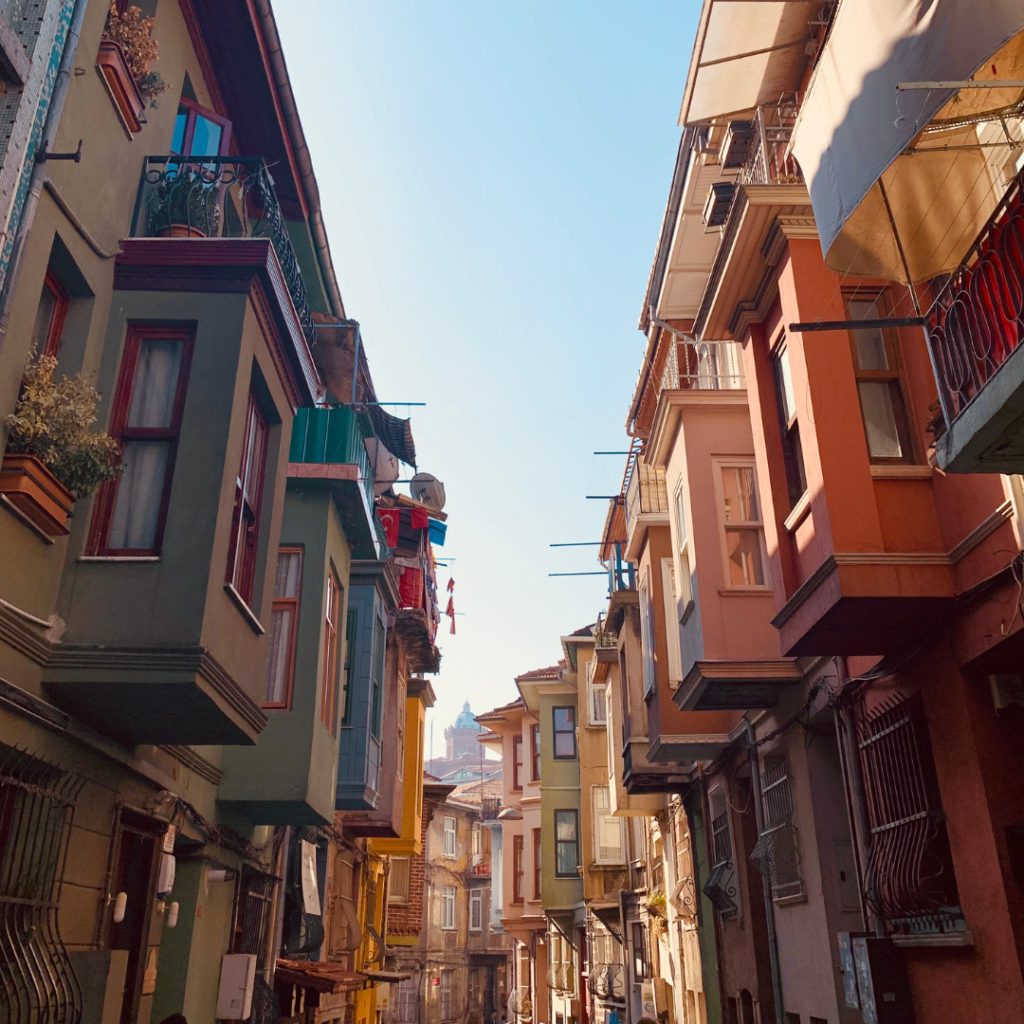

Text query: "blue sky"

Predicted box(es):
[276, 1, 700, 749]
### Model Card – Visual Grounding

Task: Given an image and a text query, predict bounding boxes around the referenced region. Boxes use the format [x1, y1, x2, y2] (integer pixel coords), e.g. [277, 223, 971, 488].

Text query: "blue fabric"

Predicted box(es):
[428, 519, 447, 546]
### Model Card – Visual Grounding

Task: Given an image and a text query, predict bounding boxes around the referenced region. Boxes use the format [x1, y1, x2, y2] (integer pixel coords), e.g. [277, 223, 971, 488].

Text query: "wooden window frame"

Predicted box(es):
[713, 459, 770, 591]
[225, 388, 269, 606]
[264, 546, 303, 710]
[512, 834, 524, 903]
[512, 735, 524, 791]
[771, 337, 808, 510]
[39, 270, 69, 358]
[469, 888, 483, 932]
[844, 290, 916, 465]
[172, 96, 233, 157]
[532, 827, 542, 900]
[531, 723, 541, 781]
[320, 568, 342, 732]
[554, 809, 580, 878]
[388, 856, 411, 905]
[552, 706, 576, 760]
[88, 324, 195, 556]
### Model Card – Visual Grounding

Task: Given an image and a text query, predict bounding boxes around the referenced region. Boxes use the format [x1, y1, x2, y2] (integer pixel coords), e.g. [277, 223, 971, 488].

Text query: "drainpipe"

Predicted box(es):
[270, 827, 291, 967]
[264, 826, 289, 983]
[0, 0, 89, 361]
[744, 719, 785, 1024]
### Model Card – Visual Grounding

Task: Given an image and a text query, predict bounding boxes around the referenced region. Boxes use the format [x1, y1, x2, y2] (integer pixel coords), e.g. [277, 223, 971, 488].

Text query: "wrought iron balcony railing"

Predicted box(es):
[130, 156, 317, 347]
[926, 164, 1024, 432]
[737, 96, 804, 187]
[624, 456, 669, 539]
[678, 339, 745, 390]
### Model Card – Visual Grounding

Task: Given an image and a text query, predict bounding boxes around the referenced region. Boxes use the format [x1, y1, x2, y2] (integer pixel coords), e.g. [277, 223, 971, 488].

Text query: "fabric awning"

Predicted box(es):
[791, 0, 1024, 283]
[368, 405, 416, 468]
[679, 1, 820, 125]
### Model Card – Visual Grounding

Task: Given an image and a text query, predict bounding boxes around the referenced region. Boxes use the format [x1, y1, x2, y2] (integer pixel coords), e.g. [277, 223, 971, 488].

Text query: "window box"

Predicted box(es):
[96, 40, 146, 136]
[0, 454, 75, 537]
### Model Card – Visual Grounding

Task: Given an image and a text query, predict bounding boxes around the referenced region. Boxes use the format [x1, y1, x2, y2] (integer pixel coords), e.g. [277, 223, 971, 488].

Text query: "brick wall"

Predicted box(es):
[386, 795, 432, 938]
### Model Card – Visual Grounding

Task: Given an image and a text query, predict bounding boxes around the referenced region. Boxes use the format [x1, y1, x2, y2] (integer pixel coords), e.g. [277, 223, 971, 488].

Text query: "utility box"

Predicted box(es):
[702, 182, 735, 228]
[640, 979, 673, 1023]
[216, 953, 256, 1021]
[837, 933, 915, 1024]
[721, 120, 754, 168]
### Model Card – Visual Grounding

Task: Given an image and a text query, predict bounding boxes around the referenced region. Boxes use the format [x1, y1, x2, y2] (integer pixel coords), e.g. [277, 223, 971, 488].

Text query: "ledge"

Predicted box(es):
[870, 464, 933, 479]
[892, 930, 974, 948]
[224, 584, 265, 635]
[79, 555, 160, 562]
[783, 490, 812, 533]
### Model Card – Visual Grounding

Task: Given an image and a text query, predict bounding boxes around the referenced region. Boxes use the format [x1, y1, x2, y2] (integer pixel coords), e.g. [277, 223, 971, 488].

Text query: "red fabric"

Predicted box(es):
[450, 617, 456, 635]
[410, 507, 429, 530]
[447, 577, 454, 592]
[398, 566, 423, 609]
[445, 597, 455, 617]
[377, 509, 400, 548]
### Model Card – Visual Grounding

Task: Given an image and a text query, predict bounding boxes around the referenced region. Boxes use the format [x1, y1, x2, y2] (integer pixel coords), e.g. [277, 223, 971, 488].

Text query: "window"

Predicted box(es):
[639, 573, 656, 694]
[512, 835, 524, 902]
[471, 823, 482, 859]
[717, 464, 767, 588]
[319, 569, 342, 732]
[531, 723, 541, 780]
[661, 558, 683, 684]
[632, 922, 649, 980]
[443, 816, 457, 857]
[32, 271, 68, 358]
[396, 977, 418, 1022]
[389, 857, 410, 904]
[772, 340, 807, 509]
[469, 888, 483, 931]
[592, 786, 624, 864]
[440, 969, 454, 1020]
[341, 607, 357, 725]
[370, 616, 386, 739]
[226, 389, 269, 605]
[512, 735, 524, 790]
[673, 482, 694, 610]
[171, 96, 232, 157]
[533, 828, 542, 899]
[847, 293, 914, 463]
[89, 325, 194, 555]
[588, 675, 607, 725]
[703, 790, 739, 919]
[553, 707, 576, 759]
[264, 547, 302, 708]
[555, 810, 579, 877]
[396, 679, 406, 781]
[750, 758, 805, 902]
[441, 886, 456, 930]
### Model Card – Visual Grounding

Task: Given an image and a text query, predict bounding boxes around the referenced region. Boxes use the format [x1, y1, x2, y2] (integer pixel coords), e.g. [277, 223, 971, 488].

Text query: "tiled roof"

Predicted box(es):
[570, 623, 595, 636]
[476, 697, 525, 721]
[516, 665, 561, 681]
[449, 776, 504, 805]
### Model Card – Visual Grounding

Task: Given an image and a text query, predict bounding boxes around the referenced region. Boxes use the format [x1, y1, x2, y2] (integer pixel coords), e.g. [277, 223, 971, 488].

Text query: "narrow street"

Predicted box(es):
[1, 3, 1024, 1024]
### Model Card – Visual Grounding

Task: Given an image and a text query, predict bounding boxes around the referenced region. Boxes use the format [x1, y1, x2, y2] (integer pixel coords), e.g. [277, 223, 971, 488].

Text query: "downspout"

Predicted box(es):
[744, 719, 784, 1024]
[270, 826, 291, 968]
[252, 0, 346, 320]
[0, 0, 89, 361]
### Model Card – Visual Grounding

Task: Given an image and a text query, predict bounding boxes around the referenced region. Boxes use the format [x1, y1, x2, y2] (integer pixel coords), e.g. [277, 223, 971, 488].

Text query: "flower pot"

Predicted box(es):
[0, 454, 74, 537]
[159, 224, 208, 238]
[96, 39, 146, 136]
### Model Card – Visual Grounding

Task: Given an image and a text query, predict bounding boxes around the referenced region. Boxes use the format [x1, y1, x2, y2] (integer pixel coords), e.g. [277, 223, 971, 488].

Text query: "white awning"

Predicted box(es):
[679, 0, 820, 125]
[791, 0, 1024, 283]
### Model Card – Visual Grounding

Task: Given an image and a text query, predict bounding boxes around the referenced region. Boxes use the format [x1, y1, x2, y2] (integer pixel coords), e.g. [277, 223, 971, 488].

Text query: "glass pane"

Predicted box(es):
[171, 105, 188, 154]
[108, 441, 169, 549]
[556, 840, 576, 876]
[774, 345, 797, 423]
[594, 786, 610, 813]
[554, 707, 573, 731]
[190, 114, 223, 156]
[721, 466, 759, 523]
[726, 528, 765, 586]
[555, 812, 577, 841]
[127, 340, 184, 428]
[275, 550, 302, 598]
[265, 606, 292, 703]
[848, 296, 889, 370]
[554, 731, 575, 758]
[599, 816, 622, 861]
[859, 381, 903, 458]
[676, 487, 687, 549]
[242, 407, 268, 503]
[32, 286, 56, 354]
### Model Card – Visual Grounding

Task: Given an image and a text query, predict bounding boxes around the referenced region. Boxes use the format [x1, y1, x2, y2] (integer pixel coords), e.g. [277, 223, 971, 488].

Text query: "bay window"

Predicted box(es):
[772, 339, 807, 510]
[225, 389, 269, 605]
[264, 547, 302, 708]
[90, 325, 194, 555]
[716, 462, 768, 588]
[555, 809, 579, 877]
[592, 786, 624, 864]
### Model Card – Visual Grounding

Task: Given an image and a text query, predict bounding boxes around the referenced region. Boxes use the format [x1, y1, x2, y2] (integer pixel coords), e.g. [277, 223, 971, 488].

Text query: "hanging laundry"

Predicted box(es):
[450, 617, 456, 635]
[447, 577, 454, 593]
[428, 519, 447, 546]
[377, 508, 400, 548]
[410, 507, 429, 530]
[445, 597, 455, 618]
[398, 566, 423, 609]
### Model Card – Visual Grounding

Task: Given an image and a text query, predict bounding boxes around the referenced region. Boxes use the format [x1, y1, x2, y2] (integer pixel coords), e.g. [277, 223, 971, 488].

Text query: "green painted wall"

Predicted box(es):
[686, 789, 722, 1024]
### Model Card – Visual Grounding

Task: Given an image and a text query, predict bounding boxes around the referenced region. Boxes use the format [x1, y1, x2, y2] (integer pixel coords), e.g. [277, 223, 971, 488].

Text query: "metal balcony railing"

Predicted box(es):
[678, 339, 745, 390]
[737, 96, 804, 187]
[130, 156, 317, 347]
[289, 406, 376, 510]
[624, 457, 669, 539]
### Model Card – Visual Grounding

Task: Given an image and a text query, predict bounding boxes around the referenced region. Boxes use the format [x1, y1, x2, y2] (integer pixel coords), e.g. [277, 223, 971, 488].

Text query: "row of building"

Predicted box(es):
[475, 3, 1024, 1024]
[0, 2, 464, 1024]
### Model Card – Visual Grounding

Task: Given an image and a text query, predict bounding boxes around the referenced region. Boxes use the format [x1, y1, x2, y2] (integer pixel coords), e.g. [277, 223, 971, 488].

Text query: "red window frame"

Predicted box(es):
[512, 834, 524, 903]
[531, 723, 541, 781]
[533, 828, 542, 900]
[225, 389, 269, 606]
[88, 324, 194, 556]
[320, 569, 342, 733]
[172, 97, 233, 157]
[264, 546, 303, 710]
[38, 270, 69, 358]
[512, 735, 524, 791]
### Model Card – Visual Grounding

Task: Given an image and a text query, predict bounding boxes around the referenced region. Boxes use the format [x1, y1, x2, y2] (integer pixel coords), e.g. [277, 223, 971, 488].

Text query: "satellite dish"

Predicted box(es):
[365, 438, 400, 497]
[411, 472, 446, 511]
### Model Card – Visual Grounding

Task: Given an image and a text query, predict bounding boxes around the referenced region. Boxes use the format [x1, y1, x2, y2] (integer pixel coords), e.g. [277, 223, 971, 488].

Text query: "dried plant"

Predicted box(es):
[5, 354, 122, 499]
[103, 2, 169, 104]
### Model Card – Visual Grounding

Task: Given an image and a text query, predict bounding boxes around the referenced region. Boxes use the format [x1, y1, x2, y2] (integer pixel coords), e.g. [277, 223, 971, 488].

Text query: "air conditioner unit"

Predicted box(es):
[721, 120, 754, 168]
[216, 953, 256, 1021]
[702, 182, 735, 229]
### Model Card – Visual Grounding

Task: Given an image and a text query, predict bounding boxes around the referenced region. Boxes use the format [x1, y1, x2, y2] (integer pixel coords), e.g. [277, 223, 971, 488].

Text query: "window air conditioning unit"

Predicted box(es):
[721, 120, 754, 168]
[702, 182, 735, 228]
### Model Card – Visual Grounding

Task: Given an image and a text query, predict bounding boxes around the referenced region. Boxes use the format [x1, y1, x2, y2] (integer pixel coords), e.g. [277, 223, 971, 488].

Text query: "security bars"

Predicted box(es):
[0, 746, 85, 1024]
[749, 758, 805, 902]
[702, 809, 738, 919]
[237, 869, 281, 1024]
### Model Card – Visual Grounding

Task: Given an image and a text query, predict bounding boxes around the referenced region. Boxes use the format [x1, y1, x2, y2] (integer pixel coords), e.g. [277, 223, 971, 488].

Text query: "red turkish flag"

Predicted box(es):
[410, 507, 429, 530]
[377, 508, 399, 547]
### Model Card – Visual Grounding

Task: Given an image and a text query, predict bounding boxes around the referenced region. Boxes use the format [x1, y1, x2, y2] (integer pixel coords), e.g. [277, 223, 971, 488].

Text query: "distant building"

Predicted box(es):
[426, 701, 501, 782]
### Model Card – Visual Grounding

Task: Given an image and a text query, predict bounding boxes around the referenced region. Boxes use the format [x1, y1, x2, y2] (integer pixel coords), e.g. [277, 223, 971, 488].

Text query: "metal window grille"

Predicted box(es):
[237, 869, 281, 1024]
[857, 693, 964, 935]
[702, 810, 738, 919]
[749, 759, 805, 901]
[0, 746, 85, 1024]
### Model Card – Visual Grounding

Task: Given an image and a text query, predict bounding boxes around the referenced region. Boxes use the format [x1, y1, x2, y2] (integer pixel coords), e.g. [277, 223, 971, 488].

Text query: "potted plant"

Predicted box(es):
[98, 2, 169, 133]
[1, 354, 121, 537]
[147, 173, 222, 237]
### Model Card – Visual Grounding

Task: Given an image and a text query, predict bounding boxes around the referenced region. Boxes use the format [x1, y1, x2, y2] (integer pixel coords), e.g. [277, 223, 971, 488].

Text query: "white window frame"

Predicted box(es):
[587, 659, 607, 726]
[444, 815, 457, 857]
[441, 885, 456, 930]
[388, 856, 410, 904]
[469, 888, 483, 931]
[712, 458, 770, 591]
[639, 571, 656, 695]
[673, 480, 694, 612]
[591, 785, 625, 865]
[660, 557, 682, 685]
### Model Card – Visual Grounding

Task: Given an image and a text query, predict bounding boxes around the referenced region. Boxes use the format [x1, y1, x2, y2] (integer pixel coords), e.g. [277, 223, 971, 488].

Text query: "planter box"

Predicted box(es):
[0, 454, 74, 537]
[96, 39, 146, 136]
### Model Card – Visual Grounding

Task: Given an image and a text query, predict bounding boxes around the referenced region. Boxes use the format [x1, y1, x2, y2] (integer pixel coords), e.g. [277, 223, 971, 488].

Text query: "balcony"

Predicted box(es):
[735, 98, 803, 188]
[624, 457, 668, 560]
[288, 406, 384, 560]
[129, 155, 316, 346]
[928, 166, 1024, 473]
